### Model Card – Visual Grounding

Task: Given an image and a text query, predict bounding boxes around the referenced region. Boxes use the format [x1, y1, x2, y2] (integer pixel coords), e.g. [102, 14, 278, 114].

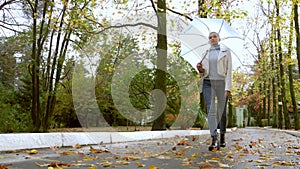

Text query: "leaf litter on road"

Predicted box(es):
[2, 128, 300, 169]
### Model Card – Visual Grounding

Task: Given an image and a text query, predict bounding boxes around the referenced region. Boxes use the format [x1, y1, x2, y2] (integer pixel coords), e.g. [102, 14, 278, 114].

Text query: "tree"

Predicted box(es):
[20, 0, 99, 131]
[288, 2, 299, 130]
[151, 0, 168, 130]
[294, 1, 300, 75]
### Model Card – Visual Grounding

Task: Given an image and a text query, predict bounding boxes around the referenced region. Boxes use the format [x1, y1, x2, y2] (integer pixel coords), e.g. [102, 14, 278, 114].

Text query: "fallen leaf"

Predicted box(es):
[177, 138, 191, 146]
[191, 153, 198, 158]
[156, 155, 171, 160]
[116, 160, 130, 165]
[136, 162, 145, 167]
[73, 144, 82, 149]
[232, 138, 243, 142]
[83, 156, 98, 161]
[27, 149, 39, 154]
[211, 147, 218, 152]
[149, 164, 160, 169]
[90, 146, 109, 153]
[249, 141, 257, 148]
[243, 148, 249, 154]
[270, 142, 277, 148]
[233, 144, 243, 151]
[100, 161, 112, 167]
[35, 162, 49, 167]
[48, 162, 71, 168]
[218, 162, 230, 168]
[273, 161, 295, 166]
[77, 152, 84, 156]
[122, 156, 140, 161]
[226, 155, 234, 159]
[50, 146, 60, 150]
[175, 150, 185, 156]
[198, 162, 215, 169]
[58, 150, 71, 155]
[0, 164, 12, 169]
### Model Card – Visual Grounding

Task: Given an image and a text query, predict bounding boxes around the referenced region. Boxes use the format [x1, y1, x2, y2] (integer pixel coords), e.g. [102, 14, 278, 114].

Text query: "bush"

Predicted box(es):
[0, 84, 31, 133]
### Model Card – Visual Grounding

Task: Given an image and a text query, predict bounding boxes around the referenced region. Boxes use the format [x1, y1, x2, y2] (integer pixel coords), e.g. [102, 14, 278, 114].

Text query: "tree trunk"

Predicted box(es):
[31, 0, 41, 132]
[270, 17, 278, 128]
[288, 5, 299, 130]
[267, 80, 271, 126]
[42, 1, 68, 131]
[275, 0, 290, 129]
[262, 82, 266, 120]
[43, 29, 72, 132]
[151, 0, 167, 130]
[294, 3, 300, 75]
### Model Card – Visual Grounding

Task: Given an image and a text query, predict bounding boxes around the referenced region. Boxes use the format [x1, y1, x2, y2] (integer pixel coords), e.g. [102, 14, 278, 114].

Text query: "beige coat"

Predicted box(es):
[199, 47, 232, 93]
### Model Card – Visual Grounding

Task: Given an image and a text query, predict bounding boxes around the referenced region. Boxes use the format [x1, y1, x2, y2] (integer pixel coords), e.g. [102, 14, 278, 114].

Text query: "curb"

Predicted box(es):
[263, 127, 300, 137]
[0, 130, 212, 152]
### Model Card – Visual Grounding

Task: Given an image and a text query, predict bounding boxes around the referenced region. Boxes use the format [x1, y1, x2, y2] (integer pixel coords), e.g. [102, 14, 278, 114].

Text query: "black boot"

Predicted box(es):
[220, 133, 226, 147]
[208, 136, 219, 151]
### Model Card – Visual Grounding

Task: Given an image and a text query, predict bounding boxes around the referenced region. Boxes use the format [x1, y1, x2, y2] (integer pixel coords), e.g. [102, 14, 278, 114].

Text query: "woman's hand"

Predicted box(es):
[197, 62, 205, 73]
[225, 90, 231, 98]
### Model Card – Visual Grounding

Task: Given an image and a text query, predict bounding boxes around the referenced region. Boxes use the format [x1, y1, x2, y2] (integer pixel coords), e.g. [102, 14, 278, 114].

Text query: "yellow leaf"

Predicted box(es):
[101, 161, 112, 167]
[183, 158, 191, 161]
[182, 162, 191, 166]
[191, 153, 198, 158]
[218, 162, 230, 167]
[28, 149, 39, 154]
[116, 160, 130, 165]
[83, 156, 97, 161]
[58, 151, 71, 155]
[136, 162, 145, 167]
[35, 162, 48, 167]
[149, 165, 160, 169]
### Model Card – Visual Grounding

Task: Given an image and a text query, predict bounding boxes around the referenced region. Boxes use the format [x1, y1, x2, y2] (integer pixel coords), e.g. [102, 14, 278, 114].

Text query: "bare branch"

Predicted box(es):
[167, 8, 192, 21]
[95, 22, 157, 34]
[149, 0, 157, 14]
[0, 20, 29, 28]
[0, 0, 16, 11]
[0, 23, 23, 33]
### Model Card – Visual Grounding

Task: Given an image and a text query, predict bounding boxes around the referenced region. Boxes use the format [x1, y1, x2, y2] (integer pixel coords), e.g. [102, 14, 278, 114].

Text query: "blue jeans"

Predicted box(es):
[203, 79, 228, 137]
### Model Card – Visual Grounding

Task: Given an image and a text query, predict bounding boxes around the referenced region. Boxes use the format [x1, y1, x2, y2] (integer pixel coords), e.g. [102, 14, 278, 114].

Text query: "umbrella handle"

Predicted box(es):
[223, 96, 229, 114]
[200, 50, 209, 63]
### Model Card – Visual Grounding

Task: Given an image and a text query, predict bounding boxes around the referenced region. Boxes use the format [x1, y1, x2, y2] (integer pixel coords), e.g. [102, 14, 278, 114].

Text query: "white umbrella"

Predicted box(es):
[179, 17, 246, 71]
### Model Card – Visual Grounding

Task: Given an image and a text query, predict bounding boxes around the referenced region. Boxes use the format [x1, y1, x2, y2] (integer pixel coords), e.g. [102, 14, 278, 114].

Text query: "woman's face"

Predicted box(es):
[209, 33, 220, 45]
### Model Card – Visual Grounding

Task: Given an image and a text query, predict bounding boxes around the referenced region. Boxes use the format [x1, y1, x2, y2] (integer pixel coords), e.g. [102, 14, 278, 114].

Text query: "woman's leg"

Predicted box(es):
[203, 80, 218, 137]
[215, 80, 227, 134]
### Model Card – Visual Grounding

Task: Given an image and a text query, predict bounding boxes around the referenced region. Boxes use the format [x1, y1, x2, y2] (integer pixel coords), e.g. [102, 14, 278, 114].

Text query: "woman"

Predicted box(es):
[196, 32, 232, 151]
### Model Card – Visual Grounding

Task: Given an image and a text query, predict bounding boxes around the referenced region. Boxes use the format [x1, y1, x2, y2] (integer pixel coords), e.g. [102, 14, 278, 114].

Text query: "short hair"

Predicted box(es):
[208, 32, 220, 39]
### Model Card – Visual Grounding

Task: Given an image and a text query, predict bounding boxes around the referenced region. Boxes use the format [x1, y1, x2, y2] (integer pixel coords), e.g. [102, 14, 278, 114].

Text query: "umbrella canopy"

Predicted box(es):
[179, 17, 247, 71]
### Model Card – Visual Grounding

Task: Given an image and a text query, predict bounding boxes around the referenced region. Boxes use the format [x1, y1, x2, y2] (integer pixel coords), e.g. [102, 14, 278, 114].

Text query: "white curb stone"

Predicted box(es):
[0, 133, 62, 151]
[0, 130, 216, 151]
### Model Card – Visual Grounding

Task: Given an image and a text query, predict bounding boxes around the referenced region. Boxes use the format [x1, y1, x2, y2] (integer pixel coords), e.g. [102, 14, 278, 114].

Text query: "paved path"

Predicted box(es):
[0, 128, 299, 169]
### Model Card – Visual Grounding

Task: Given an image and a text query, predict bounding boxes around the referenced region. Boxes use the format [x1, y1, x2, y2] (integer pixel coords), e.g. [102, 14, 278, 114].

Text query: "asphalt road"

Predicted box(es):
[0, 128, 299, 169]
